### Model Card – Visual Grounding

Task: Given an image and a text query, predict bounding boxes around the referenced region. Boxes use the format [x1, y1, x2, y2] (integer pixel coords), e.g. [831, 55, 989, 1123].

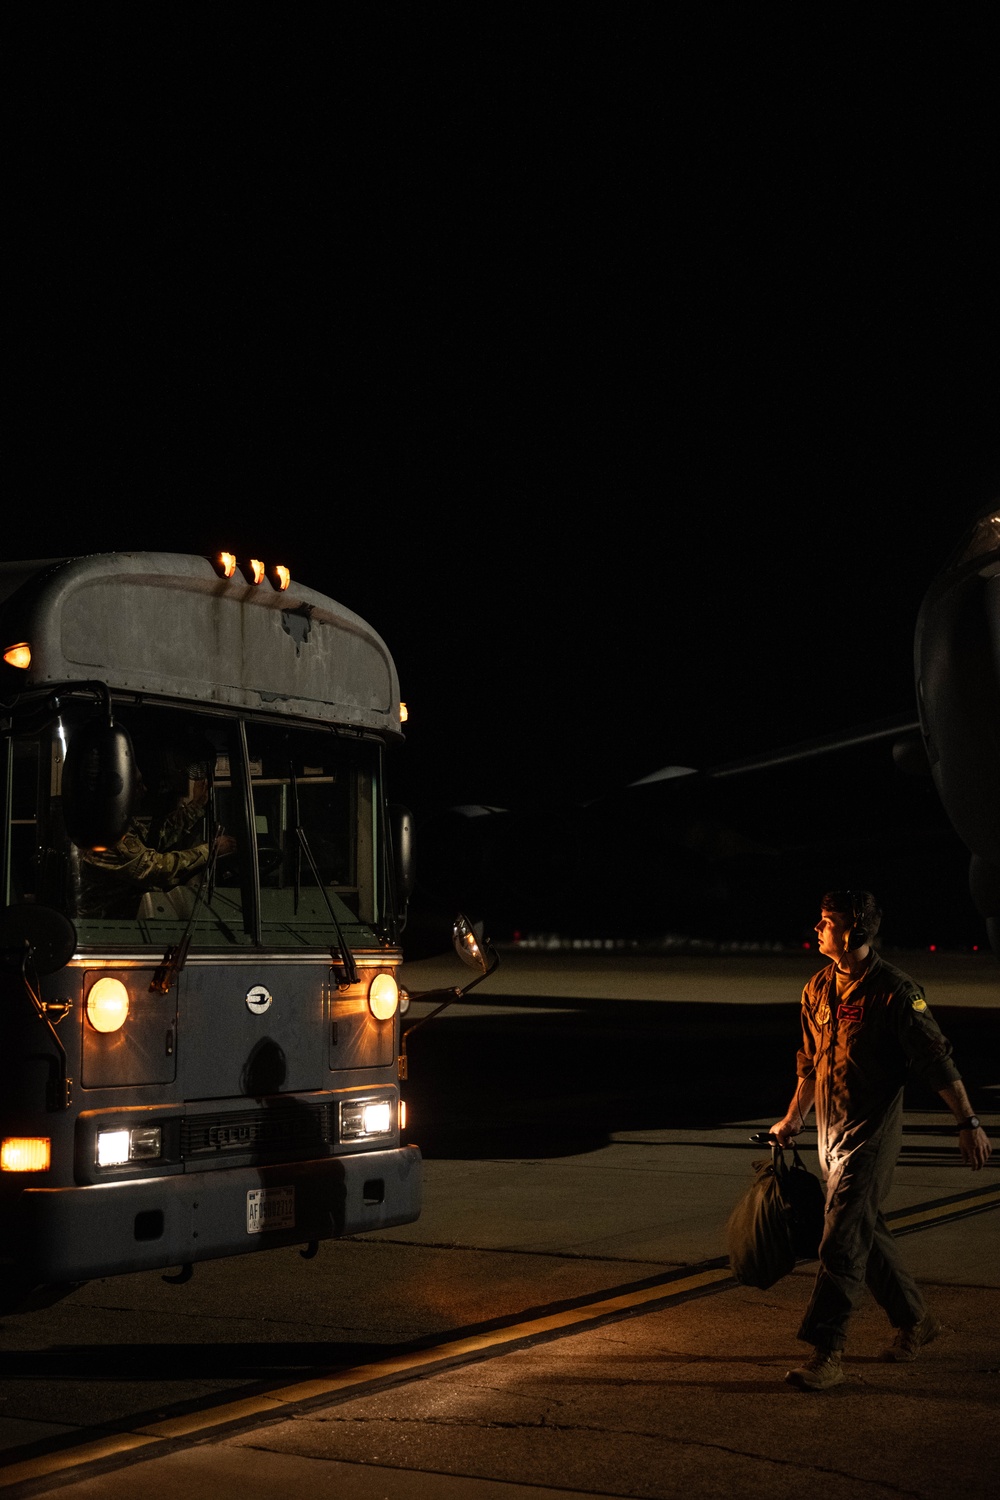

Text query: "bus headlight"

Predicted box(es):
[86, 977, 130, 1033]
[96, 1129, 130, 1166]
[97, 1125, 162, 1166]
[340, 1100, 393, 1139]
[368, 972, 399, 1021]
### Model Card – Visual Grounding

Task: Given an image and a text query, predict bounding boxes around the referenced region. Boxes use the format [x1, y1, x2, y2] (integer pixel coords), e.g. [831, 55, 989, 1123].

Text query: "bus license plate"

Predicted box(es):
[246, 1186, 295, 1234]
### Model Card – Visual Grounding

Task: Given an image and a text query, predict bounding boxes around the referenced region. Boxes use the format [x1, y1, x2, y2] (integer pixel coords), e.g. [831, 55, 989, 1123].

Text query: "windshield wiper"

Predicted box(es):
[295, 825, 359, 986]
[150, 833, 233, 993]
[206, 769, 217, 907]
[289, 759, 302, 916]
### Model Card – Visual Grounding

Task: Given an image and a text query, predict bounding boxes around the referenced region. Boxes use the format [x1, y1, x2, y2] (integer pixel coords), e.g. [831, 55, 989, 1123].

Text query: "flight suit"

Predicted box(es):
[795, 953, 960, 1350]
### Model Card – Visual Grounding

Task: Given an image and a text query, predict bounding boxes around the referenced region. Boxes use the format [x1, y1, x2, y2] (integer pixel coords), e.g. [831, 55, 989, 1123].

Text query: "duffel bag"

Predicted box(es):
[726, 1142, 825, 1289]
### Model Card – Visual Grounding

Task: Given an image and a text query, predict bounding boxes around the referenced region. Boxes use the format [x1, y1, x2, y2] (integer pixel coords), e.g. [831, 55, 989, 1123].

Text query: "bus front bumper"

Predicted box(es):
[4, 1145, 422, 1283]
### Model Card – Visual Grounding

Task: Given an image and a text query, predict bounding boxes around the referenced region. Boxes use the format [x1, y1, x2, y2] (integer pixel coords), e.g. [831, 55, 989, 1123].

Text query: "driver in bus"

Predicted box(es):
[77, 741, 236, 919]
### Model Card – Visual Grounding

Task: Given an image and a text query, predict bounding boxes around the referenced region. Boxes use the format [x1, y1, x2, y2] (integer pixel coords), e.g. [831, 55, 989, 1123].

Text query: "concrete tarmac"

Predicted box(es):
[4, 948, 997, 1498]
[16, 1113, 998, 1500]
[400, 942, 1000, 1009]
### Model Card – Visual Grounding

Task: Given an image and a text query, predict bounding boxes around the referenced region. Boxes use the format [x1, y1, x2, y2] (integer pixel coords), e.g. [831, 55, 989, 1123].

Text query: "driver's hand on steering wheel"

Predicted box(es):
[214, 833, 237, 858]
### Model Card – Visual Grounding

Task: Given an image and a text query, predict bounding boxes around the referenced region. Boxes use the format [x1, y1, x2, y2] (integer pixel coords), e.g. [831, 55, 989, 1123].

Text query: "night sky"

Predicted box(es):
[7, 13, 998, 842]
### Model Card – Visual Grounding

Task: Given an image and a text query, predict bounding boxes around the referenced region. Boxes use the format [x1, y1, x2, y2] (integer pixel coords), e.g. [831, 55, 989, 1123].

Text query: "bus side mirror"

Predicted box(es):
[62, 721, 138, 851]
[0, 904, 77, 975]
[390, 804, 415, 907]
[452, 913, 498, 977]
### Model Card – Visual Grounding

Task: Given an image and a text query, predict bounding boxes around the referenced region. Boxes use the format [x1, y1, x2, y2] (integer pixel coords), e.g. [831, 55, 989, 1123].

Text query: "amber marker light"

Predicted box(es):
[368, 972, 399, 1020]
[1, 1137, 51, 1172]
[399, 701, 409, 723]
[249, 558, 265, 584]
[270, 564, 291, 591]
[86, 976, 130, 1033]
[215, 551, 237, 578]
[3, 643, 31, 669]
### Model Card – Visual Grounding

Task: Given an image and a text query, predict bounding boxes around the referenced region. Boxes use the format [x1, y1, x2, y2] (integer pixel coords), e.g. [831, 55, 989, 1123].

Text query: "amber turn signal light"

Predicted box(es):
[1, 1137, 50, 1172]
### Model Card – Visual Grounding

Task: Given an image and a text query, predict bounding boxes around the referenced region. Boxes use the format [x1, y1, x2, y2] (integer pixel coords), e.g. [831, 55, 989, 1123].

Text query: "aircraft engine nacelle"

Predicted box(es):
[915, 508, 1000, 953]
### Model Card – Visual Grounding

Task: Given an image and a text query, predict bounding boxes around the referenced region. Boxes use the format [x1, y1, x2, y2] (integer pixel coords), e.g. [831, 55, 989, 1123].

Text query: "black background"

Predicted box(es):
[6, 11, 998, 929]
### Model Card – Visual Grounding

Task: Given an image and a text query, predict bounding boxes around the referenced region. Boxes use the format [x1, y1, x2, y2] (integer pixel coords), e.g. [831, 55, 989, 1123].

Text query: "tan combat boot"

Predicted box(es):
[881, 1314, 942, 1362]
[785, 1347, 846, 1391]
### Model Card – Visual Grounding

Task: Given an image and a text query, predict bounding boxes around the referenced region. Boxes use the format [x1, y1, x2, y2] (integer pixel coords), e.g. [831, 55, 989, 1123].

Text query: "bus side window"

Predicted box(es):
[7, 740, 39, 904]
[7, 738, 69, 910]
[36, 736, 75, 912]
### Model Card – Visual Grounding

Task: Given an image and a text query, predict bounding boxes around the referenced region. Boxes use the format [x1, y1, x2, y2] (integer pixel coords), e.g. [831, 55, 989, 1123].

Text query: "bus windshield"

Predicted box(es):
[5, 703, 382, 951]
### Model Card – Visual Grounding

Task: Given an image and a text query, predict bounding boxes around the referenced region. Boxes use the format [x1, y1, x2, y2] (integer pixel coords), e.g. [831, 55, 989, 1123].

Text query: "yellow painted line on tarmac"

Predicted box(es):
[0, 1433, 155, 1489]
[888, 1184, 1000, 1232]
[0, 1265, 731, 1489]
[134, 1264, 733, 1438]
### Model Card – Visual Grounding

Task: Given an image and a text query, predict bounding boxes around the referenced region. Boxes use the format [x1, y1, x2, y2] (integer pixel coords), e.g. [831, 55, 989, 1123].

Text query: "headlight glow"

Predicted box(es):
[96, 1125, 162, 1166]
[96, 1129, 130, 1166]
[362, 1101, 391, 1134]
[340, 1098, 394, 1139]
[368, 972, 399, 1020]
[86, 977, 130, 1033]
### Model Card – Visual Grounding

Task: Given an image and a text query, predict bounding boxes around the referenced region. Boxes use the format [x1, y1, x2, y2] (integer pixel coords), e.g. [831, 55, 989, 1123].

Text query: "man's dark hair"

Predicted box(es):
[822, 889, 882, 949]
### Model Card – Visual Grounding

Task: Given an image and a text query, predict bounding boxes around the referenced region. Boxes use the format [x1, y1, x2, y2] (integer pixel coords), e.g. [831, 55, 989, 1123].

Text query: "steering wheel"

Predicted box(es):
[213, 843, 285, 886]
[257, 844, 285, 877]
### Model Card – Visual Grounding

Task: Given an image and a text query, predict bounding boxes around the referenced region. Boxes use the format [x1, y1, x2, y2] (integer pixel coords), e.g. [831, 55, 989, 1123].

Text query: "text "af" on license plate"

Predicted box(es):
[246, 1186, 295, 1234]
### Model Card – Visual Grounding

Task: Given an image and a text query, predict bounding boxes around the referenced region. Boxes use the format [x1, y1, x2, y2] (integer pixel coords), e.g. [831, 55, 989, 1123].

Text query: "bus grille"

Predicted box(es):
[182, 1102, 334, 1159]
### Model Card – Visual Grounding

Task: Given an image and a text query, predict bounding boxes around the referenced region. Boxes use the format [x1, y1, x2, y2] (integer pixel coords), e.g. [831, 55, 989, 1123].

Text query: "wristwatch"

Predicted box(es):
[957, 1116, 981, 1131]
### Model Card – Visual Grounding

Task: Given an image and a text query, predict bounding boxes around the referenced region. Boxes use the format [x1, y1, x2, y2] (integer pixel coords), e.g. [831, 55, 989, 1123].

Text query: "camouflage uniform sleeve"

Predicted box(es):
[86, 830, 209, 891]
[892, 980, 961, 1091]
[159, 798, 207, 847]
[145, 844, 210, 888]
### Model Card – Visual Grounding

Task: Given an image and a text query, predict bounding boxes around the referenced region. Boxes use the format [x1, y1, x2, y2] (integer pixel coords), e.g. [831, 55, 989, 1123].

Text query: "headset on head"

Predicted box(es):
[846, 890, 868, 950]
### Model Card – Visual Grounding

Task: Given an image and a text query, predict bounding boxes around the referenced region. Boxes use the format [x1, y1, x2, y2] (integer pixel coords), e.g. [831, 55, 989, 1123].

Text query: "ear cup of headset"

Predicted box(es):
[848, 891, 869, 949]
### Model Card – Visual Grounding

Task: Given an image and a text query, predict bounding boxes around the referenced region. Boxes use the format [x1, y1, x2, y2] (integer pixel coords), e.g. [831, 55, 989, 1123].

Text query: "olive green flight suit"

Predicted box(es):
[795, 953, 960, 1350]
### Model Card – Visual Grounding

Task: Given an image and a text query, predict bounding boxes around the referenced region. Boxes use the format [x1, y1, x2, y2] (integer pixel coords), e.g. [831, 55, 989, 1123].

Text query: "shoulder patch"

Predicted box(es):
[911, 994, 927, 1012]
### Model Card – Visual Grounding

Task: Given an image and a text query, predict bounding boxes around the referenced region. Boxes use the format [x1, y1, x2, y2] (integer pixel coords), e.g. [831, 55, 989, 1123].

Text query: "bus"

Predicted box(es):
[0, 551, 491, 1311]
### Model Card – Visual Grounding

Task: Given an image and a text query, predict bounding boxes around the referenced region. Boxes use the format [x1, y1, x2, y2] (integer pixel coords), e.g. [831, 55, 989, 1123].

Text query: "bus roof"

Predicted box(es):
[0, 552, 403, 735]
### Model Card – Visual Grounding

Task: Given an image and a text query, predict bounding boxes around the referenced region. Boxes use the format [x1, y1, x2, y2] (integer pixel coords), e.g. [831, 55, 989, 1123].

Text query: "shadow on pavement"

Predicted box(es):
[402, 998, 999, 1159]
